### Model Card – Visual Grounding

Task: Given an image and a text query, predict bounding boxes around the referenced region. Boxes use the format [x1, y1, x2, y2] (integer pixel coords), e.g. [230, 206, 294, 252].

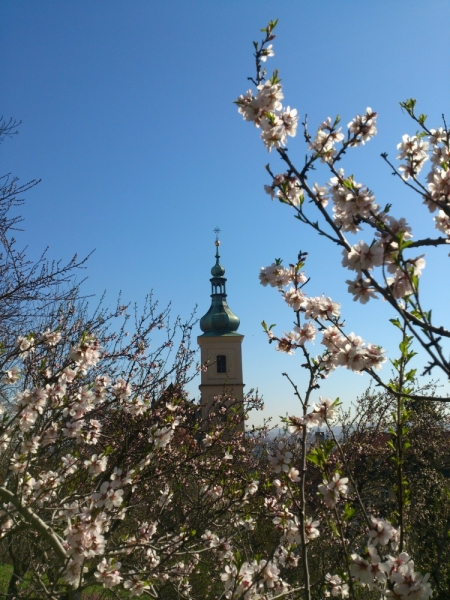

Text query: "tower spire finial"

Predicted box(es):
[214, 227, 221, 257]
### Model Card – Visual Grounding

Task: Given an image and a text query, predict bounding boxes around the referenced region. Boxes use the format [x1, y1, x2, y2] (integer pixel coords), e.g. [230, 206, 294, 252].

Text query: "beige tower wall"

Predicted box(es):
[197, 334, 244, 428]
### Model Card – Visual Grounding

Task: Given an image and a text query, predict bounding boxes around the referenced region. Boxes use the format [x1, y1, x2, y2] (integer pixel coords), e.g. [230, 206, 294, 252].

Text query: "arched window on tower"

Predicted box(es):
[216, 355, 227, 373]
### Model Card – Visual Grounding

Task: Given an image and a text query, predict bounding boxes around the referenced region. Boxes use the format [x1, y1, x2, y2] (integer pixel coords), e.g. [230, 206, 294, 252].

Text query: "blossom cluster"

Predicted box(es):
[423, 128, 450, 241]
[220, 494, 316, 598]
[324, 573, 349, 598]
[328, 170, 381, 234]
[318, 473, 349, 509]
[260, 261, 386, 374]
[221, 558, 287, 598]
[263, 162, 428, 301]
[316, 470, 431, 598]
[288, 397, 338, 433]
[202, 480, 307, 599]
[259, 261, 307, 289]
[234, 40, 298, 153]
[235, 81, 298, 151]
[0, 313, 286, 600]
[397, 134, 429, 180]
[428, 167, 450, 207]
[305, 107, 377, 166]
[393, 126, 450, 227]
[320, 326, 387, 374]
[349, 519, 432, 599]
[264, 173, 304, 206]
[309, 117, 345, 163]
[257, 104, 450, 305]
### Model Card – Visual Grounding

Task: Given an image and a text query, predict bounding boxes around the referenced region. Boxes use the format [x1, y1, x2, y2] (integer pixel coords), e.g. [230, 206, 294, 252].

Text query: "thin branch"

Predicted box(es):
[0, 486, 67, 562]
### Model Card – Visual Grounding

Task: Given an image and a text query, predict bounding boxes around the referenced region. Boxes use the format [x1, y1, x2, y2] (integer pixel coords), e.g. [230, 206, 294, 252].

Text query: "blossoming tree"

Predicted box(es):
[231, 18, 450, 600]
[0, 124, 268, 598]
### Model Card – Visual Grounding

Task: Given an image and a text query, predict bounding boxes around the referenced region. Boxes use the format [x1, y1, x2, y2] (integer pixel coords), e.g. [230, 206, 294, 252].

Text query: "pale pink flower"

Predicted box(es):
[260, 560, 280, 588]
[94, 558, 122, 589]
[319, 473, 348, 508]
[287, 467, 300, 482]
[325, 573, 350, 597]
[342, 241, 384, 272]
[283, 287, 307, 311]
[368, 518, 397, 547]
[387, 270, 414, 299]
[305, 518, 320, 541]
[347, 276, 378, 303]
[124, 574, 151, 596]
[294, 321, 317, 345]
[149, 426, 174, 449]
[434, 210, 450, 236]
[275, 332, 298, 355]
[350, 554, 372, 586]
[310, 397, 337, 426]
[287, 415, 304, 435]
[268, 442, 293, 473]
[84, 454, 108, 474]
[281, 106, 298, 137]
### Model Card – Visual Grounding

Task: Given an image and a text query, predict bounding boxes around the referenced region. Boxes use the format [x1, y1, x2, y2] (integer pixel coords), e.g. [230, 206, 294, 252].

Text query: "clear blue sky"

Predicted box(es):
[2, 1, 450, 425]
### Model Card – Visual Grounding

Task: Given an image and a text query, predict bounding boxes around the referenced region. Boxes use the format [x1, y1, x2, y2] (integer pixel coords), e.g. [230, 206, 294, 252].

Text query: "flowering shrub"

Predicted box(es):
[0, 301, 276, 598]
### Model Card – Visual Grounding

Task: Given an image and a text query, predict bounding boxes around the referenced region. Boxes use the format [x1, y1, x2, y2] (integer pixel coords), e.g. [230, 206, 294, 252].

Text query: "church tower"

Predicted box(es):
[198, 234, 244, 427]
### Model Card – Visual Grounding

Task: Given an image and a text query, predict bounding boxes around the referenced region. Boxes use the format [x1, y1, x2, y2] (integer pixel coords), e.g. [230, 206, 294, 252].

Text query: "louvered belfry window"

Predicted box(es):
[217, 355, 227, 373]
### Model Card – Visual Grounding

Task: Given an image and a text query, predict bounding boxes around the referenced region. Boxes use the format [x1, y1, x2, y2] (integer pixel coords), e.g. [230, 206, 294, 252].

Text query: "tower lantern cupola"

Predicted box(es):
[199, 237, 240, 336]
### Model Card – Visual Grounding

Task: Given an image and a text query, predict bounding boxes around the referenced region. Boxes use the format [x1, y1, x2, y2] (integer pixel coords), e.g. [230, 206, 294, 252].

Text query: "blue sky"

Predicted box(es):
[2, 1, 450, 425]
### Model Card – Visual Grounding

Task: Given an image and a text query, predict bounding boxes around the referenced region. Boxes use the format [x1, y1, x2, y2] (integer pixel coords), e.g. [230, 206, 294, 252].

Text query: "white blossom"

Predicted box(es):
[94, 558, 122, 589]
[348, 107, 377, 145]
[260, 44, 274, 62]
[1, 366, 21, 384]
[15, 335, 35, 357]
[318, 473, 348, 508]
[41, 329, 62, 346]
[268, 442, 293, 473]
